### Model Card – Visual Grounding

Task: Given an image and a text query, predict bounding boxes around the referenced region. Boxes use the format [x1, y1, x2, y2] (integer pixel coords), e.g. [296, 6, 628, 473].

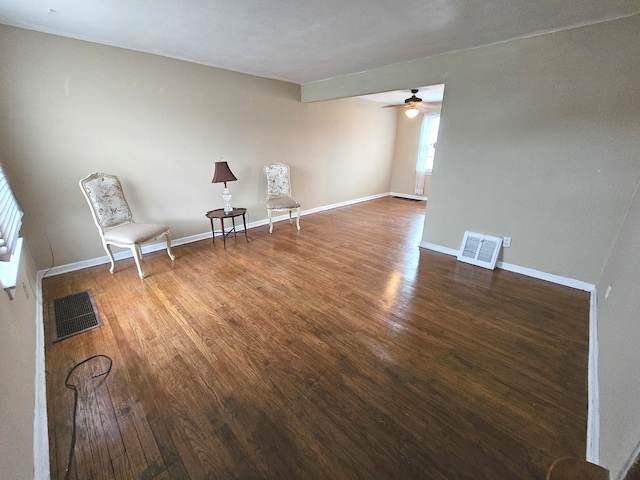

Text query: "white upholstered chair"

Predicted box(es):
[79, 172, 175, 279]
[264, 163, 301, 233]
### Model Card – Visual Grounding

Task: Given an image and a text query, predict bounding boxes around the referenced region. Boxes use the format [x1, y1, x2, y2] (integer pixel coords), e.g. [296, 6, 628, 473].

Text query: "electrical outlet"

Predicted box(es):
[503, 236, 511, 248]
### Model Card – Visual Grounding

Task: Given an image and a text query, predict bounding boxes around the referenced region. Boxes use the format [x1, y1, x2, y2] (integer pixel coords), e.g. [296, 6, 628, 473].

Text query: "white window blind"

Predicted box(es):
[0, 163, 23, 262]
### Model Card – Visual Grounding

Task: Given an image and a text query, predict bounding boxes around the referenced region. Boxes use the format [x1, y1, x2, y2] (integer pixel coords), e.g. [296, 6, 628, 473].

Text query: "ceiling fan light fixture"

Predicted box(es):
[405, 108, 420, 119]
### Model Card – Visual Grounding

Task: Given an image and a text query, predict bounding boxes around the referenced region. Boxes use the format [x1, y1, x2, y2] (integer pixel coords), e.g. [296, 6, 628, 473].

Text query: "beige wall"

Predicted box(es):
[0, 25, 398, 270]
[596, 177, 640, 476]
[305, 15, 640, 285]
[305, 14, 640, 478]
[0, 243, 37, 480]
[389, 109, 432, 198]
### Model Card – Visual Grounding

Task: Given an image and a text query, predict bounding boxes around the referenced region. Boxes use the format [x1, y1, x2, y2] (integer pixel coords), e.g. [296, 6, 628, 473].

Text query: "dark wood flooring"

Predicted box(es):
[43, 197, 590, 479]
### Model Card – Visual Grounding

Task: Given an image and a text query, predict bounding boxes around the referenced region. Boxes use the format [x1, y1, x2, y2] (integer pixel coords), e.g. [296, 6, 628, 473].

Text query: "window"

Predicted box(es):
[417, 114, 441, 174]
[0, 162, 24, 295]
[414, 114, 441, 195]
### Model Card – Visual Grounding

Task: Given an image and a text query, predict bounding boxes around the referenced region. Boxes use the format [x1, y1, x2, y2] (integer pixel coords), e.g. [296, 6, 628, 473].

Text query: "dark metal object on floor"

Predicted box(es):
[50, 290, 103, 342]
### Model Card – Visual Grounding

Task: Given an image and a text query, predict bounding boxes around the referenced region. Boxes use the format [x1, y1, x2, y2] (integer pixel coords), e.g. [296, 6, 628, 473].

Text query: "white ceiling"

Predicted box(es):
[360, 84, 445, 106]
[0, 0, 638, 86]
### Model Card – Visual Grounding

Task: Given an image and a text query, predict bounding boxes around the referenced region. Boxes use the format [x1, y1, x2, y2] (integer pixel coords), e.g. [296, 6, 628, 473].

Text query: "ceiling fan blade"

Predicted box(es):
[416, 102, 441, 108]
[380, 99, 442, 111]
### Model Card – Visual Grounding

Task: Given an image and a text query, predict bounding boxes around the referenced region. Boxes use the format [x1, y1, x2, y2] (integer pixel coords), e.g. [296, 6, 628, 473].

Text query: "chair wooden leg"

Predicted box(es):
[103, 243, 116, 274]
[165, 231, 175, 261]
[289, 210, 293, 224]
[268, 210, 273, 233]
[296, 207, 301, 231]
[130, 245, 145, 279]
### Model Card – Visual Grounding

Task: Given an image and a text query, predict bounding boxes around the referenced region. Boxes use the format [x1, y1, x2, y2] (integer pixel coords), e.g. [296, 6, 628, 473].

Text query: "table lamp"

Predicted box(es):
[212, 158, 237, 214]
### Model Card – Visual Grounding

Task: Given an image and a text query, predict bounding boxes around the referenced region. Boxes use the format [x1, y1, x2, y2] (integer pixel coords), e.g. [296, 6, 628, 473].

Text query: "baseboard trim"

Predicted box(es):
[389, 192, 428, 201]
[300, 192, 390, 216]
[38, 193, 393, 278]
[587, 289, 600, 465]
[45, 223, 267, 276]
[419, 240, 599, 464]
[34, 270, 50, 480]
[496, 260, 595, 292]
[418, 241, 595, 291]
[419, 242, 458, 256]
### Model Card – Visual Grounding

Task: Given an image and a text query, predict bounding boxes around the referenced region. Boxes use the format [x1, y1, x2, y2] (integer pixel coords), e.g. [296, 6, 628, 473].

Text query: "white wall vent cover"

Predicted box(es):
[457, 231, 503, 270]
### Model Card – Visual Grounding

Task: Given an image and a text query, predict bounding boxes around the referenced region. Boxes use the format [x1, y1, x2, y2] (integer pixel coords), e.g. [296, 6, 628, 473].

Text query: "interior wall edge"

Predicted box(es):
[34, 270, 50, 480]
[587, 289, 600, 465]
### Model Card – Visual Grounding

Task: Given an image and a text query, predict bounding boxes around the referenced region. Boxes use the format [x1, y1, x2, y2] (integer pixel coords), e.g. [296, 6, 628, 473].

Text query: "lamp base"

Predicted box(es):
[222, 188, 233, 214]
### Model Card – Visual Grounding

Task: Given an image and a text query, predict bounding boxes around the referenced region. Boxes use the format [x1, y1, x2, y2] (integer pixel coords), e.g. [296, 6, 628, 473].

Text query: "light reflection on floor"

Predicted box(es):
[381, 200, 425, 332]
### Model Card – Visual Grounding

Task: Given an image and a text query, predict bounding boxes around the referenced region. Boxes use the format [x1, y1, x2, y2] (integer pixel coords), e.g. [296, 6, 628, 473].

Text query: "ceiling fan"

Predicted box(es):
[384, 89, 441, 118]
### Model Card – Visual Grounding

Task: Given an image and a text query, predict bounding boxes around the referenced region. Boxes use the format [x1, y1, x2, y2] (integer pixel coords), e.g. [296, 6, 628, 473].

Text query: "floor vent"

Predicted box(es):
[50, 290, 103, 342]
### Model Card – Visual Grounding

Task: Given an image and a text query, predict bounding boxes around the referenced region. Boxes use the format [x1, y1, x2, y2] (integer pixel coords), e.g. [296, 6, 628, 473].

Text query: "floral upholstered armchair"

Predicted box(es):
[79, 172, 175, 279]
[264, 163, 301, 233]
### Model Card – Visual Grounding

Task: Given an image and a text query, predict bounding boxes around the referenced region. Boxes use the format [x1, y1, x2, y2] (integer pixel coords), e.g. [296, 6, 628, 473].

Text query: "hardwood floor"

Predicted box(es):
[43, 197, 590, 479]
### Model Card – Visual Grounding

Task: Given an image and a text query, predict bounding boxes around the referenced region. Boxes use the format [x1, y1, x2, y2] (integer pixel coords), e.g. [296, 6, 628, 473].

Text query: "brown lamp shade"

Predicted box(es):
[212, 161, 237, 185]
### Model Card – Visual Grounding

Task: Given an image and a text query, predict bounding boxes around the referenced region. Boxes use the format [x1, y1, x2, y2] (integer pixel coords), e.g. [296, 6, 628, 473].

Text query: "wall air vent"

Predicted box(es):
[457, 231, 503, 270]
